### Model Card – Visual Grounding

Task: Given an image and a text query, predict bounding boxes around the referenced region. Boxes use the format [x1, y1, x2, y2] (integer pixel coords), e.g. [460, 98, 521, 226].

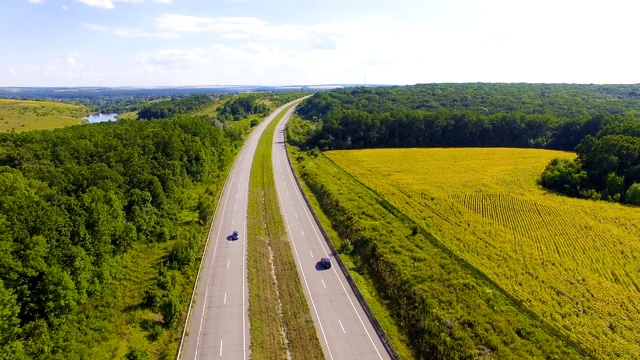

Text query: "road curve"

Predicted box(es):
[179, 101, 300, 360]
[272, 106, 392, 360]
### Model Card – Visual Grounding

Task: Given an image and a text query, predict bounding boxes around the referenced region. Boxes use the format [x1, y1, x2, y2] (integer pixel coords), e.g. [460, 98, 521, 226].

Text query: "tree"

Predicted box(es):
[625, 183, 640, 205]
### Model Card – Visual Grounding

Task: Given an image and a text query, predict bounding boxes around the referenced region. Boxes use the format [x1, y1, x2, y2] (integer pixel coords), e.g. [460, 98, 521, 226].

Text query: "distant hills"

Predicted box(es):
[0, 85, 388, 100]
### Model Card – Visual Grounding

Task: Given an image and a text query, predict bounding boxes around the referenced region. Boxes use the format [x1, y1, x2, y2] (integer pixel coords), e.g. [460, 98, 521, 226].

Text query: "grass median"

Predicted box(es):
[247, 103, 323, 360]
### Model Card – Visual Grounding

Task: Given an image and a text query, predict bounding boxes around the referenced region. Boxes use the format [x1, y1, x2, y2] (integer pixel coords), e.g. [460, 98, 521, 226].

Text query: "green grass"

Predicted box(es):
[247, 103, 323, 360]
[0, 99, 89, 132]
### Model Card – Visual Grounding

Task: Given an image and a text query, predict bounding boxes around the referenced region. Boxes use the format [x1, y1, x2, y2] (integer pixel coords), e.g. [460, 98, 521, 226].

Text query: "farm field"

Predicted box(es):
[0, 99, 89, 132]
[326, 148, 640, 358]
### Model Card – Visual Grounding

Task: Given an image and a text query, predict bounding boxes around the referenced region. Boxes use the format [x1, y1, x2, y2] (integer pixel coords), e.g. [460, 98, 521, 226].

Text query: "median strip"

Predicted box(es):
[247, 102, 323, 360]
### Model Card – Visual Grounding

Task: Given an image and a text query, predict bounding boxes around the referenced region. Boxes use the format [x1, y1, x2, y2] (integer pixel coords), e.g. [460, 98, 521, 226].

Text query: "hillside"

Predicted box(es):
[0, 99, 89, 132]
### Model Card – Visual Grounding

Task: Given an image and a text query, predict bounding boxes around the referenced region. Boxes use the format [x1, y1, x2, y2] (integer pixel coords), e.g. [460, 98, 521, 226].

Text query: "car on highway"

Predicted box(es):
[231, 230, 239, 240]
[321, 257, 331, 269]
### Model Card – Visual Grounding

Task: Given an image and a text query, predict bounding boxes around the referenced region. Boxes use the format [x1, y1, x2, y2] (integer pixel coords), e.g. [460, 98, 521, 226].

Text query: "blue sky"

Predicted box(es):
[2, 0, 639, 86]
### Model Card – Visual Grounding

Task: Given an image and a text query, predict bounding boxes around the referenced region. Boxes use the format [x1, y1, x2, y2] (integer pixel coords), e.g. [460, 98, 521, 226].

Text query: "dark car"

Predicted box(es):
[321, 257, 331, 269]
[231, 230, 239, 240]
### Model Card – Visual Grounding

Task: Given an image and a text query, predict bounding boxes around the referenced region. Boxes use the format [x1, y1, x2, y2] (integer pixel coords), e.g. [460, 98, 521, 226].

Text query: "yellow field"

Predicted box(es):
[0, 99, 89, 132]
[327, 148, 640, 359]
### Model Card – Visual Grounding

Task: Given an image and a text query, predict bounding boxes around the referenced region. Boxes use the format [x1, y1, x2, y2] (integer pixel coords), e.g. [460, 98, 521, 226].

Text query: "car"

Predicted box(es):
[231, 230, 239, 240]
[321, 257, 331, 269]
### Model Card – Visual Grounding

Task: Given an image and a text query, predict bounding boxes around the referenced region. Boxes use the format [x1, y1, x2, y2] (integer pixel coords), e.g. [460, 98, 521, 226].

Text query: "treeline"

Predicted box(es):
[217, 94, 269, 121]
[296, 85, 640, 151]
[0, 115, 243, 357]
[137, 94, 213, 120]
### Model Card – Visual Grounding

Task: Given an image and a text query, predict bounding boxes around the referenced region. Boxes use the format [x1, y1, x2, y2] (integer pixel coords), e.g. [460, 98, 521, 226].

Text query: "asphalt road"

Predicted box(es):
[179, 101, 297, 360]
[272, 106, 392, 360]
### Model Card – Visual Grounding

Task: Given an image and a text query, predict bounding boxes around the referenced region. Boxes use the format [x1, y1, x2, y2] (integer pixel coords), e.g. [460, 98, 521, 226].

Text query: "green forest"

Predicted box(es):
[0, 104, 250, 358]
[295, 84, 640, 151]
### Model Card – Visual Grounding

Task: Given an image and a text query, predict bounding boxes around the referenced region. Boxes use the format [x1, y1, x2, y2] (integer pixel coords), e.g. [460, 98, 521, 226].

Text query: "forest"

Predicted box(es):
[0, 109, 247, 358]
[295, 84, 640, 151]
[137, 94, 214, 120]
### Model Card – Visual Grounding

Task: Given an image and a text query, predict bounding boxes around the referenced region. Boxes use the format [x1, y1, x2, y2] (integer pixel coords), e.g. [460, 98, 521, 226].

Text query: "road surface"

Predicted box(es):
[272, 106, 392, 360]
[179, 101, 298, 360]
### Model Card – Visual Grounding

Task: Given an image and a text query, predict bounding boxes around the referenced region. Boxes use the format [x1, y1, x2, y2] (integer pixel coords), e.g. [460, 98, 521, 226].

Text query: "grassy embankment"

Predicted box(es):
[326, 148, 640, 359]
[0, 99, 89, 132]
[287, 134, 590, 358]
[247, 103, 323, 359]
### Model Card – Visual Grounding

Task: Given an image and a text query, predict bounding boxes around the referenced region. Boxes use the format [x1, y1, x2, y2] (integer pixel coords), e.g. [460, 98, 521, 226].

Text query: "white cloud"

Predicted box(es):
[62, 5, 68, 10]
[75, 0, 116, 9]
[67, 53, 78, 66]
[9, 68, 18, 75]
[137, 49, 209, 72]
[83, 23, 180, 38]
[74, 0, 155, 9]
[27, 0, 43, 3]
[155, 14, 355, 48]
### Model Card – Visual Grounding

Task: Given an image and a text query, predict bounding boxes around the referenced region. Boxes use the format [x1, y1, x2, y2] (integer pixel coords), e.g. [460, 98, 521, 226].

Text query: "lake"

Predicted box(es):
[85, 113, 118, 123]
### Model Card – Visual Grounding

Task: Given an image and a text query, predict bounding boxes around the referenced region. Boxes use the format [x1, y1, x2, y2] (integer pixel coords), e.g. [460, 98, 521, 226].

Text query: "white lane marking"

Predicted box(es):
[195, 149, 241, 359]
[232, 219, 235, 225]
[279, 129, 384, 360]
[220, 340, 223, 357]
[277, 188, 334, 360]
[227, 260, 230, 269]
[224, 293, 227, 304]
[310, 250, 313, 258]
[301, 230, 304, 235]
[236, 194, 238, 198]
[287, 190, 289, 194]
[234, 205, 237, 210]
[339, 319, 346, 333]
[321, 279, 326, 288]
[295, 213, 298, 218]
[290, 201, 293, 205]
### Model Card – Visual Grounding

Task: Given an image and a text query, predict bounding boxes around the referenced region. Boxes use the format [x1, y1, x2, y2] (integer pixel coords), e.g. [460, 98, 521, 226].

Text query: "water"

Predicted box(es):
[85, 113, 118, 123]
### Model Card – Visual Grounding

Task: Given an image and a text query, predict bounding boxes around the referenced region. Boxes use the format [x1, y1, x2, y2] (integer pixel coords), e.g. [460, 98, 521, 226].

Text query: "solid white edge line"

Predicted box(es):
[279, 113, 386, 360]
[194, 149, 239, 359]
[181, 99, 298, 360]
[273, 107, 335, 360]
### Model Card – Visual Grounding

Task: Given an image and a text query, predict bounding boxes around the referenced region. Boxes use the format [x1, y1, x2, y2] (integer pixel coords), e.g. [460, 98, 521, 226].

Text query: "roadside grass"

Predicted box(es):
[0, 99, 89, 132]
[287, 145, 415, 360]
[248, 103, 323, 360]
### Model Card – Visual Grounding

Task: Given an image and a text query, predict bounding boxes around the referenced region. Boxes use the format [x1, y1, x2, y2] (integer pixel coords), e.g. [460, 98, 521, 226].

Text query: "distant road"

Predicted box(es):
[179, 101, 299, 360]
[272, 106, 392, 360]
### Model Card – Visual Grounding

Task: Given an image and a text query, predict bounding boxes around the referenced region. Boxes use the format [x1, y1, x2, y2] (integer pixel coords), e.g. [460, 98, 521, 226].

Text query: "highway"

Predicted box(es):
[272, 106, 392, 360]
[179, 101, 297, 360]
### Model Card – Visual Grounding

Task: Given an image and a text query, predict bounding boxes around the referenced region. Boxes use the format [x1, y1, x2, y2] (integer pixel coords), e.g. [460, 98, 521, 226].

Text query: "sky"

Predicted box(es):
[1, 0, 639, 87]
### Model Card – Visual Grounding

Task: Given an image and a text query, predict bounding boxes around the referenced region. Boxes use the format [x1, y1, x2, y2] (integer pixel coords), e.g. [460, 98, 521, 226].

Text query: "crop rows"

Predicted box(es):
[327, 147, 640, 358]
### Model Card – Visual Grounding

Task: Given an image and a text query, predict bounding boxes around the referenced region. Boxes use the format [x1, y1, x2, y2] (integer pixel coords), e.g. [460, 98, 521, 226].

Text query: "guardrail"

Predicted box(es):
[282, 123, 401, 360]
